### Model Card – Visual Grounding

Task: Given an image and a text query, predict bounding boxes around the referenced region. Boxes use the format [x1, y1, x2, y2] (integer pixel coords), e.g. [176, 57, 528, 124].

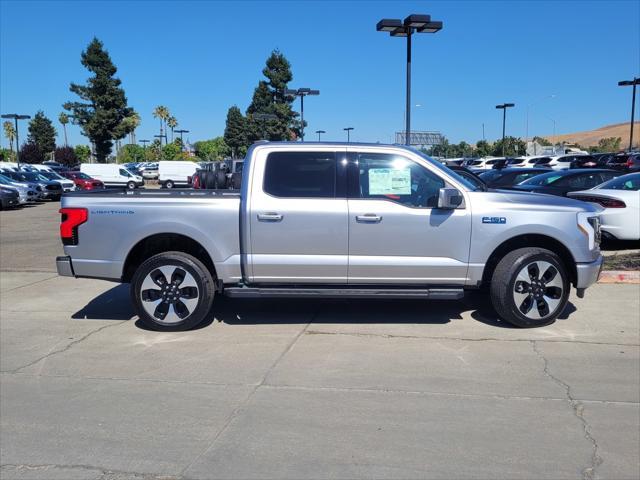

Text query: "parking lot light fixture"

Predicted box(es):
[139, 139, 150, 160]
[377, 13, 443, 146]
[495, 103, 515, 155]
[343, 127, 354, 142]
[618, 77, 640, 150]
[315, 130, 326, 141]
[174, 129, 189, 150]
[285, 88, 320, 142]
[1, 113, 31, 167]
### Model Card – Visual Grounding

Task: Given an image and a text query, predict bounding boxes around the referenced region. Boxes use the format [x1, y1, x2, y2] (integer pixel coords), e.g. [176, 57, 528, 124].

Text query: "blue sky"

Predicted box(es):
[1, 0, 638, 148]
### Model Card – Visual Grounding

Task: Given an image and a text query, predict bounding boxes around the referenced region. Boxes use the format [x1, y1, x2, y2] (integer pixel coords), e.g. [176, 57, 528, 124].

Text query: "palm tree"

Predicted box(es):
[167, 116, 178, 143]
[128, 111, 141, 144]
[153, 106, 170, 145]
[58, 113, 69, 146]
[3, 121, 16, 159]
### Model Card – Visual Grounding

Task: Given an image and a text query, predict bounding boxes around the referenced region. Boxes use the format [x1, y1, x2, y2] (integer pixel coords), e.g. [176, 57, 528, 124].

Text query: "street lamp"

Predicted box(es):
[343, 127, 354, 142]
[377, 14, 443, 146]
[1, 113, 31, 167]
[315, 130, 326, 141]
[526, 94, 556, 143]
[495, 103, 515, 156]
[174, 129, 189, 150]
[618, 77, 640, 151]
[139, 139, 150, 160]
[284, 88, 320, 141]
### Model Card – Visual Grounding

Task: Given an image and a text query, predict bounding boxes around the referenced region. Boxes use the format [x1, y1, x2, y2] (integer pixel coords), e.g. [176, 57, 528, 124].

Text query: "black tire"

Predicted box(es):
[490, 247, 569, 328]
[164, 180, 174, 189]
[131, 251, 215, 331]
[215, 170, 227, 189]
[126, 181, 136, 190]
[231, 172, 242, 189]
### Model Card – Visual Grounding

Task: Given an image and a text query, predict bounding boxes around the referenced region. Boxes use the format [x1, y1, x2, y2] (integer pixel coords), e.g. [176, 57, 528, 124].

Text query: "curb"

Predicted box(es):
[598, 270, 640, 284]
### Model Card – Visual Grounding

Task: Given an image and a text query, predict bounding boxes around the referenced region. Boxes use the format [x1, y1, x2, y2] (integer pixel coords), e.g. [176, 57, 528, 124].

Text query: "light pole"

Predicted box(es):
[495, 103, 515, 156]
[315, 130, 326, 141]
[284, 88, 320, 141]
[377, 14, 443, 146]
[1, 113, 30, 167]
[618, 77, 640, 151]
[174, 129, 189, 150]
[546, 117, 557, 150]
[526, 94, 555, 143]
[343, 127, 354, 142]
[139, 139, 150, 161]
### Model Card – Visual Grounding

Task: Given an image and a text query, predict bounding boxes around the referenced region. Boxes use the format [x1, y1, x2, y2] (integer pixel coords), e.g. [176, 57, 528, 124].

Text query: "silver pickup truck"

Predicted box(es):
[57, 142, 603, 330]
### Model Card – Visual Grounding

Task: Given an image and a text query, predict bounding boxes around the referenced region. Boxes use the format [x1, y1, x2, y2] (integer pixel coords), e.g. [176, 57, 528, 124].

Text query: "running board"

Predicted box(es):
[224, 287, 464, 300]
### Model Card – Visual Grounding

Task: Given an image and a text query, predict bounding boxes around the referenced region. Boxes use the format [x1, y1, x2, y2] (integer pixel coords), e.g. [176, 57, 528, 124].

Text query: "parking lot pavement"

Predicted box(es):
[1, 202, 639, 479]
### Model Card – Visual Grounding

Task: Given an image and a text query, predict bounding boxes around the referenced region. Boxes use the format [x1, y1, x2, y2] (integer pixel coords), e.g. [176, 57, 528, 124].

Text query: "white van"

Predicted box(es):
[80, 164, 144, 189]
[158, 161, 198, 188]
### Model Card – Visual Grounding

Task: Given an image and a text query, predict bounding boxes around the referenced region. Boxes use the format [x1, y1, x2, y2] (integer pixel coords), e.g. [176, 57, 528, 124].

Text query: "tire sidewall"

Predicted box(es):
[504, 251, 569, 327]
[131, 252, 214, 331]
[165, 180, 174, 189]
[127, 181, 136, 190]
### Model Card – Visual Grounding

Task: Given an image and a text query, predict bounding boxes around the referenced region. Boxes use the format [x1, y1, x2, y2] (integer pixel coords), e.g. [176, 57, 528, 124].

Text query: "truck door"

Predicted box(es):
[247, 149, 348, 283]
[347, 151, 472, 285]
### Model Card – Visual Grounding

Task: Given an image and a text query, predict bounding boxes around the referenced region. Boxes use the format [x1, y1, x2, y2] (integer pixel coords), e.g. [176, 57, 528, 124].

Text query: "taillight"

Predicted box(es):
[60, 208, 88, 245]
[573, 196, 626, 208]
[627, 159, 633, 167]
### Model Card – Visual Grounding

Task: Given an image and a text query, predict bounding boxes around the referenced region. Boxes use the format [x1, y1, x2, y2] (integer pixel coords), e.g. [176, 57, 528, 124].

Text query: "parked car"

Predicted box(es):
[569, 155, 600, 169]
[512, 169, 623, 197]
[462, 157, 505, 170]
[446, 165, 486, 191]
[60, 171, 105, 190]
[158, 161, 198, 188]
[57, 142, 603, 331]
[568, 173, 640, 241]
[141, 163, 159, 180]
[80, 163, 144, 189]
[547, 153, 589, 170]
[2, 171, 62, 200]
[478, 168, 552, 189]
[35, 170, 76, 192]
[604, 152, 640, 172]
[42, 161, 71, 173]
[0, 174, 38, 203]
[0, 186, 20, 209]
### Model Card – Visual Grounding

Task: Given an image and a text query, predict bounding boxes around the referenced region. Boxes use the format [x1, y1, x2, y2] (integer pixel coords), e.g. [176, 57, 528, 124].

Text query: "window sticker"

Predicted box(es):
[368, 168, 412, 195]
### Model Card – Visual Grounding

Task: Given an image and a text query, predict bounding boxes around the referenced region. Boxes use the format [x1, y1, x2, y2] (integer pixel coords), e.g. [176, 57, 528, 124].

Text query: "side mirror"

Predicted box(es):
[437, 188, 463, 209]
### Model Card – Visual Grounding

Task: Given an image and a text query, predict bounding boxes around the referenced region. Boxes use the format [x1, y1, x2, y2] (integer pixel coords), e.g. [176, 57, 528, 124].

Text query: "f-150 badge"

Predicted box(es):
[482, 217, 506, 224]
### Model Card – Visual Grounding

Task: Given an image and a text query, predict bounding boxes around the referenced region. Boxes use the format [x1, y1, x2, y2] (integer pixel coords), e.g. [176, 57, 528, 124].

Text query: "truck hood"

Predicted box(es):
[471, 189, 600, 214]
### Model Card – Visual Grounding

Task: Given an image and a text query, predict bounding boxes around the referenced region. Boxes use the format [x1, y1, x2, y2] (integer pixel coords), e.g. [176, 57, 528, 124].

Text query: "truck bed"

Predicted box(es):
[63, 188, 241, 199]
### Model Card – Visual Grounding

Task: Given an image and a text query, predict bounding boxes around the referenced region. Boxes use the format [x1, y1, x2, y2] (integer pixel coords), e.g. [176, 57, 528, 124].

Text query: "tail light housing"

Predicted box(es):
[627, 158, 633, 168]
[572, 195, 626, 208]
[60, 208, 88, 245]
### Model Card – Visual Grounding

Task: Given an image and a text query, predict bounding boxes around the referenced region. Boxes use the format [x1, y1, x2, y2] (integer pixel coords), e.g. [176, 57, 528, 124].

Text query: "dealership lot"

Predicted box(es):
[0, 202, 639, 479]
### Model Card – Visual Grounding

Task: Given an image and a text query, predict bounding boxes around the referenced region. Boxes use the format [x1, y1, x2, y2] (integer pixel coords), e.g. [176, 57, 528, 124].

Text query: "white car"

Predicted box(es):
[158, 160, 198, 188]
[463, 157, 505, 170]
[547, 153, 589, 170]
[568, 173, 640, 241]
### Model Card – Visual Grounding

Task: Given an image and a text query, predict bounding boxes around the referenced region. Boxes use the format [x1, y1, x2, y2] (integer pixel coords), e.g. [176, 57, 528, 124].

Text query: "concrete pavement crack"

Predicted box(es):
[2, 320, 129, 374]
[178, 308, 319, 477]
[531, 340, 602, 480]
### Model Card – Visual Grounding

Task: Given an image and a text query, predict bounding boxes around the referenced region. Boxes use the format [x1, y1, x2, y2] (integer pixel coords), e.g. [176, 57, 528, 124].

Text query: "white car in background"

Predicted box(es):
[506, 156, 554, 168]
[462, 157, 505, 170]
[568, 173, 640, 241]
[547, 153, 589, 170]
[158, 160, 198, 188]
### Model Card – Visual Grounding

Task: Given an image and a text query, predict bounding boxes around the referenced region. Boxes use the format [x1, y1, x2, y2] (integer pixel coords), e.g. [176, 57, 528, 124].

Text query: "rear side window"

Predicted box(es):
[263, 151, 336, 198]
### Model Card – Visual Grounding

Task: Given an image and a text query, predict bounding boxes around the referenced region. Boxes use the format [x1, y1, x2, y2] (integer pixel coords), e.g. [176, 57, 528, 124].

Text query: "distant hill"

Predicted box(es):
[543, 122, 639, 148]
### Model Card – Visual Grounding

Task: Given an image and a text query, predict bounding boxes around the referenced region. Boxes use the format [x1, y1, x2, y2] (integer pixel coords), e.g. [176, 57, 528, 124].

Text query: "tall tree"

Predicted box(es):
[224, 106, 247, 158]
[74, 145, 91, 162]
[474, 140, 492, 158]
[153, 106, 169, 145]
[3, 121, 16, 157]
[19, 141, 45, 164]
[64, 37, 133, 162]
[167, 115, 178, 143]
[245, 50, 296, 143]
[58, 112, 69, 146]
[27, 111, 57, 158]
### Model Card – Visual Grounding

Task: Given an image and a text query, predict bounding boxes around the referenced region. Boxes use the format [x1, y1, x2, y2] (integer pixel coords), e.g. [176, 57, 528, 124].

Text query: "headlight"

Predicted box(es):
[577, 212, 600, 250]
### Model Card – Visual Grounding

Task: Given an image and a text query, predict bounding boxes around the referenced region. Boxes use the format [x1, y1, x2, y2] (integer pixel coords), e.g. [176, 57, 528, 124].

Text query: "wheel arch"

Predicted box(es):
[122, 233, 217, 283]
[481, 234, 577, 287]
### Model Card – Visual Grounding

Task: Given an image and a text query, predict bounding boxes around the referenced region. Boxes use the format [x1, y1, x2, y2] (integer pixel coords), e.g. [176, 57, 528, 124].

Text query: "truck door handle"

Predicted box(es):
[356, 214, 382, 223]
[257, 212, 283, 222]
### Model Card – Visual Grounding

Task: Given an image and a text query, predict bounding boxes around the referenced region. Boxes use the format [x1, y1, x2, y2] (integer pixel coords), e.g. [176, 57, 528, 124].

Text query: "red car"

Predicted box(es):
[61, 171, 105, 190]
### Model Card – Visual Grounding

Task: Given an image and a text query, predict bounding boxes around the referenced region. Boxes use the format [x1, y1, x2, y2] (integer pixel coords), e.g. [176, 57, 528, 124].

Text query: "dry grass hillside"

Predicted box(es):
[544, 122, 639, 148]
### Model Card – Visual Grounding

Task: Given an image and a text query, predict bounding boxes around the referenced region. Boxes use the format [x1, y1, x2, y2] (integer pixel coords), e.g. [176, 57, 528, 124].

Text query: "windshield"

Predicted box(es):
[596, 173, 640, 191]
[72, 172, 92, 180]
[19, 172, 42, 182]
[39, 171, 65, 180]
[478, 170, 503, 182]
[0, 174, 16, 185]
[412, 148, 480, 191]
[519, 171, 564, 186]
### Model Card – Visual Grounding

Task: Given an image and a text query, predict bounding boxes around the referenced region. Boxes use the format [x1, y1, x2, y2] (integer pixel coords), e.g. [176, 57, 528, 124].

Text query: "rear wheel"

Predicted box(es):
[131, 251, 215, 331]
[164, 180, 174, 189]
[490, 248, 569, 327]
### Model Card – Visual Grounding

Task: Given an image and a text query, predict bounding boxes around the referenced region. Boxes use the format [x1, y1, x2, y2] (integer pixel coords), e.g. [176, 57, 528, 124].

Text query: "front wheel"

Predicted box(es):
[490, 248, 569, 328]
[126, 181, 136, 190]
[131, 251, 215, 331]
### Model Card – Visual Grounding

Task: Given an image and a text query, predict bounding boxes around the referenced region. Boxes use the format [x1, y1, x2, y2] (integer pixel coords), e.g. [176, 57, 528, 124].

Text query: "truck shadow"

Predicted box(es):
[71, 283, 577, 330]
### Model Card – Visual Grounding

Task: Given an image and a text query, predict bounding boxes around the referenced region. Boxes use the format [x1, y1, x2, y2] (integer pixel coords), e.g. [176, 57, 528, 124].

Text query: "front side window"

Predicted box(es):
[263, 151, 336, 198]
[119, 169, 132, 177]
[356, 153, 444, 208]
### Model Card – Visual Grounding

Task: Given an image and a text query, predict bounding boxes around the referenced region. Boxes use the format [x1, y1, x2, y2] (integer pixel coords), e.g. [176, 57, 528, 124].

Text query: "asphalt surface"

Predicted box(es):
[1, 201, 639, 480]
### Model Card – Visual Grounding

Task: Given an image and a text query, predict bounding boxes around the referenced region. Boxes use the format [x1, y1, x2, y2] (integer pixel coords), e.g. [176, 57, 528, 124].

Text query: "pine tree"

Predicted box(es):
[64, 38, 133, 162]
[224, 106, 247, 158]
[27, 111, 57, 157]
